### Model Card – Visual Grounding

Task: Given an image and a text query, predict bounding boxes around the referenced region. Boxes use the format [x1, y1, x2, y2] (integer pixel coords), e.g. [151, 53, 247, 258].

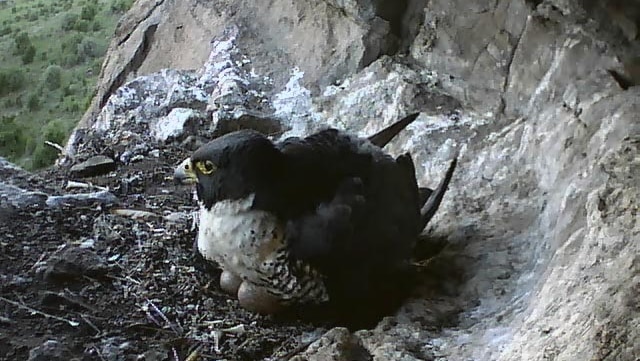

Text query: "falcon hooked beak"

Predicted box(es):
[173, 158, 199, 185]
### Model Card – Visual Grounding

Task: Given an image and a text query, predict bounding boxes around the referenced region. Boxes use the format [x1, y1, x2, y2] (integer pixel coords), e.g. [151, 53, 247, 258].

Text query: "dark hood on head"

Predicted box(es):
[192, 130, 286, 211]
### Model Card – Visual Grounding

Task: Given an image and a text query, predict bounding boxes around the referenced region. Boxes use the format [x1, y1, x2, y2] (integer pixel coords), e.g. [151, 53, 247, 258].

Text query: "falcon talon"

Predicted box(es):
[175, 113, 457, 327]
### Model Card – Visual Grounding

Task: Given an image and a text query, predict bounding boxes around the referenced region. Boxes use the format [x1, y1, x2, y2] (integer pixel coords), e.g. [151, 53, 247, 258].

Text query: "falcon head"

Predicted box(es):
[173, 130, 284, 210]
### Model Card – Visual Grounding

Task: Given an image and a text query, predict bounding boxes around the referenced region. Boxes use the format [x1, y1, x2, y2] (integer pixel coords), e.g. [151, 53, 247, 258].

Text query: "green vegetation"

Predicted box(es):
[0, 0, 134, 169]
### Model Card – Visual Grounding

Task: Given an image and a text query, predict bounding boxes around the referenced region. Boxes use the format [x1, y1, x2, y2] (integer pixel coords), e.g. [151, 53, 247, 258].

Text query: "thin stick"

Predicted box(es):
[212, 330, 223, 353]
[80, 314, 101, 334]
[27, 252, 47, 273]
[185, 344, 203, 361]
[92, 346, 108, 361]
[0, 296, 79, 327]
[145, 299, 182, 334]
[66, 181, 109, 191]
[44, 141, 65, 154]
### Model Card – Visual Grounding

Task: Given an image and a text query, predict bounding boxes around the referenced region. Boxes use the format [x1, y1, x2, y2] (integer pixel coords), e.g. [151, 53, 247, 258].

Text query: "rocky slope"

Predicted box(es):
[2, 0, 639, 360]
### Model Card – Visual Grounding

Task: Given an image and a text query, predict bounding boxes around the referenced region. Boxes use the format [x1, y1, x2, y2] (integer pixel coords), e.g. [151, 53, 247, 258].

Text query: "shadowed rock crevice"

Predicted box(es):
[114, 0, 165, 45]
[100, 23, 158, 109]
[524, 0, 543, 9]
[367, 0, 427, 59]
[374, 0, 409, 56]
[607, 56, 640, 89]
[376, 0, 409, 38]
[583, 0, 640, 42]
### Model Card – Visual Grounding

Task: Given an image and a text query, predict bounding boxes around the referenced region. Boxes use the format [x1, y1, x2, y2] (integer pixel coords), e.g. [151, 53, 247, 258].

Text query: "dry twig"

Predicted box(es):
[44, 140, 65, 154]
[143, 299, 183, 334]
[26, 252, 47, 273]
[80, 314, 101, 334]
[0, 296, 79, 327]
[66, 181, 109, 191]
[185, 344, 203, 361]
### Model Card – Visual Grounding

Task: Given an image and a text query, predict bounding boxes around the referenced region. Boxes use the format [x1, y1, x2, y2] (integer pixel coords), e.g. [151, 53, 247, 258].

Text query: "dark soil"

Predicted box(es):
[0, 149, 321, 361]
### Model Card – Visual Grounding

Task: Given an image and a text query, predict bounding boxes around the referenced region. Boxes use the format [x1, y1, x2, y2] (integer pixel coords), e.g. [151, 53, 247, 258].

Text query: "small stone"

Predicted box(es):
[43, 247, 109, 283]
[69, 155, 117, 178]
[95, 337, 130, 361]
[163, 211, 189, 223]
[291, 328, 372, 361]
[152, 107, 198, 142]
[137, 348, 167, 361]
[0, 274, 32, 290]
[212, 110, 283, 138]
[45, 190, 119, 208]
[0, 183, 48, 209]
[79, 238, 95, 249]
[28, 340, 71, 361]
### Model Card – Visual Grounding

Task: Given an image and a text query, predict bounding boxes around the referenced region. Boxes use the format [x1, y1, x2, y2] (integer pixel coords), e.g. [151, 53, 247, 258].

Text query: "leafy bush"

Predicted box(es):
[12, 31, 36, 64]
[31, 143, 57, 168]
[62, 54, 81, 67]
[27, 11, 39, 22]
[91, 58, 103, 74]
[0, 115, 27, 158]
[110, 0, 133, 13]
[81, 4, 97, 21]
[25, 92, 40, 111]
[3, 97, 15, 108]
[64, 97, 80, 112]
[43, 65, 63, 90]
[75, 19, 91, 32]
[77, 37, 99, 60]
[0, 68, 26, 95]
[13, 31, 32, 54]
[61, 33, 84, 65]
[21, 44, 36, 64]
[61, 13, 78, 31]
[62, 33, 84, 52]
[62, 85, 73, 96]
[31, 119, 70, 168]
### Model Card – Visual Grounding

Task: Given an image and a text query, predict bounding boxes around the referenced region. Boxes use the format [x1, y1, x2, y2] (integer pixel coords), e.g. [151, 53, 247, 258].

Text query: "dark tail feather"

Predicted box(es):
[368, 113, 420, 148]
[419, 156, 458, 231]
[418, 187, 433, 206]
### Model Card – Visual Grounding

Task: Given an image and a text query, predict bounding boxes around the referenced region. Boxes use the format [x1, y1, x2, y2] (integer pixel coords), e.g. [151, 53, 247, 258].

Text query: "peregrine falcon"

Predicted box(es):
[174, 113, 457, 327]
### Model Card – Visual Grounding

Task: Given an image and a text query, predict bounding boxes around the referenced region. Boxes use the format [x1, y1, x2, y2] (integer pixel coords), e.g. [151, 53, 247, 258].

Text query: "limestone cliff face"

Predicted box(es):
[63, 0, 639, 360]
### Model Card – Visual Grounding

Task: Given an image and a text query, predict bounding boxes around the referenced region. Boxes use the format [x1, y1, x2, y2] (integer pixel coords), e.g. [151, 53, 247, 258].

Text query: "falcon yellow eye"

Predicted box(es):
[196, 160, 217, 175]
